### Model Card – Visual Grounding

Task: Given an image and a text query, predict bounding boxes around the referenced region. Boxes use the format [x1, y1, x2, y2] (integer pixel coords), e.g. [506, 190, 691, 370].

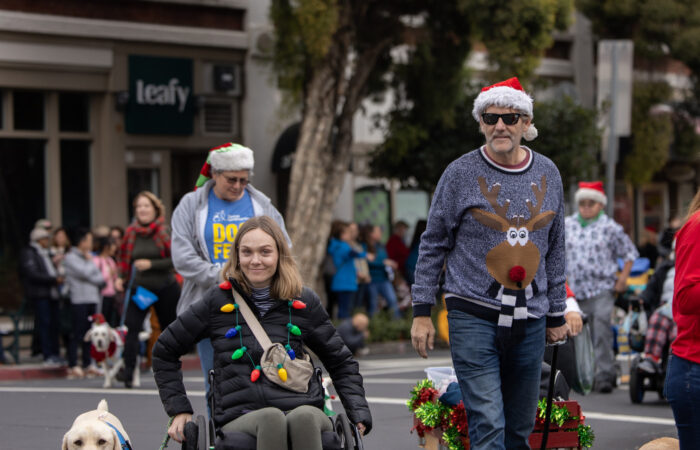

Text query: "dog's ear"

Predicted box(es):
[61, 431, 70, 450]
[83, 328, 93, 342]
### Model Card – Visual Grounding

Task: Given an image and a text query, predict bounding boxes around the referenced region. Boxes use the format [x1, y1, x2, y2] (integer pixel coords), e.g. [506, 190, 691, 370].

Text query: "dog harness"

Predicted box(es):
[103, 421, 132, 450]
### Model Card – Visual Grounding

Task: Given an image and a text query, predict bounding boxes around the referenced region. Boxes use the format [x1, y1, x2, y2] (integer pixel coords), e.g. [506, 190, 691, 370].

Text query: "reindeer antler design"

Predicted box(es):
[478, 177, 510, 219]
[526, 175, 547, 218]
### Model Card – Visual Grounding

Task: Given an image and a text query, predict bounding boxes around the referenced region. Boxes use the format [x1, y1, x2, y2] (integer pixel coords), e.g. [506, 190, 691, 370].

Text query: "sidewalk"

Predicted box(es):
[0, 340, 425, 381]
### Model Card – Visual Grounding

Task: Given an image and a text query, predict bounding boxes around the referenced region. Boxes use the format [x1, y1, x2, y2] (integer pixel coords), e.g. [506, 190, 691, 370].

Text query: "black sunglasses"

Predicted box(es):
[481, 113, 522, 126]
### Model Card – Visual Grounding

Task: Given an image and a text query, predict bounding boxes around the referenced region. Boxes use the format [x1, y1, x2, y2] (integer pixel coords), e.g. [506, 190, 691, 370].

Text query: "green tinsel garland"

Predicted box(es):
[406, 378, 435, 410]
[536, 399, 595, 448]
[441, 426, 465, 450]
[577, 424, 595, 448]
[414, 400, 449, 428]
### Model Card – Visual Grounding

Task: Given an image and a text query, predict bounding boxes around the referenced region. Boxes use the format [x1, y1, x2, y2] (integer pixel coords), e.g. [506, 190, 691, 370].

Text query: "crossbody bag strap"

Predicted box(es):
[230, 288, 274, 350]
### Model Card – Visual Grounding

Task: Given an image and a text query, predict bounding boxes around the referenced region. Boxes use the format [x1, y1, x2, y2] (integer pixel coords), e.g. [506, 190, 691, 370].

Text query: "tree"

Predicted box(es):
[271, 0, 573, 282]
[577, 0, 700, 179]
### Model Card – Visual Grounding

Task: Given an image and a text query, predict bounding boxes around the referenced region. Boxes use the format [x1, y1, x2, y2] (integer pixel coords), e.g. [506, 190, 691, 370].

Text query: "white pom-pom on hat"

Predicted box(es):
[523, 124, 538, 141]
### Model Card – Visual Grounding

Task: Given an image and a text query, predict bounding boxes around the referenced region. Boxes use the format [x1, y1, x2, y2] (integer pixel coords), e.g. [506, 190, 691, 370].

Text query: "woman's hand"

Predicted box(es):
[384, 259, 398, 269]
[133, 259, 152, 271]
[168, 413, 192, 443]
[356, 422, 366, 436]
[115, 278, 124, 292]
[366, 253, 376, 262]
[565, 311, 583, 337]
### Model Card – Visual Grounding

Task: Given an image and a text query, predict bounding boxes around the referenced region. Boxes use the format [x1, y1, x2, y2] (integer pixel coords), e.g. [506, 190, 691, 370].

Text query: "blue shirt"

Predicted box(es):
[205, 189, 254, 268]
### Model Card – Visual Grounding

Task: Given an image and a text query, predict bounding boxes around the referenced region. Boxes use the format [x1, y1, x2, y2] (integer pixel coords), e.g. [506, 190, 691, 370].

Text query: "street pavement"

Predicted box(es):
[0, 349, 679, 449]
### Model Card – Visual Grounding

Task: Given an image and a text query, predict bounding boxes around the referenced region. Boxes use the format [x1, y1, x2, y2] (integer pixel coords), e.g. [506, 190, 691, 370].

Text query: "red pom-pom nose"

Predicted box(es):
[509, 266, 526, 284]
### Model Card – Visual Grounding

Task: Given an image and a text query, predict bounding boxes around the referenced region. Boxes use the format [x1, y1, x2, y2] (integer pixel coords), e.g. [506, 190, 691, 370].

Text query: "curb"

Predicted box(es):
[0, 355, 202, 382]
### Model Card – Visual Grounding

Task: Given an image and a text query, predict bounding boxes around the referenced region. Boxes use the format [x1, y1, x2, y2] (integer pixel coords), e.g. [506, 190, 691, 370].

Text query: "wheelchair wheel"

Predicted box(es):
[196, 415, 208, 449]
[335, 413, 355, 450]
[629, 359, 645, 404]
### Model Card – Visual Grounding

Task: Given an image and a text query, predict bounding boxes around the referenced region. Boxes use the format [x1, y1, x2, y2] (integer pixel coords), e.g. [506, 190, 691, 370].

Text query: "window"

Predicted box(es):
[13, 91, 45, 131]
[59, 93, 90, 132]
[60, 140, 91, 227]
[127, 168, 160, 220]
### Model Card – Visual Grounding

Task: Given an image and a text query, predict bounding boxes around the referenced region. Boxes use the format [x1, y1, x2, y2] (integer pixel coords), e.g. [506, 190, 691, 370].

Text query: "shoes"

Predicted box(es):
[42, 356, 64, 368]
[86, 365, 104, 377]
[66, 366, 85, 379]
[638, 359, 659, 374]
[116, 367, 133, 388]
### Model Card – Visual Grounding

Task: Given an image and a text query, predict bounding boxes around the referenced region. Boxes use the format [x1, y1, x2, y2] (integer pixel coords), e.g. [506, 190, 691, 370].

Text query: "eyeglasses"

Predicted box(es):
[481, 113, 522, 126]
[222, 175, 249, 186]
[578, 200, 598, 208]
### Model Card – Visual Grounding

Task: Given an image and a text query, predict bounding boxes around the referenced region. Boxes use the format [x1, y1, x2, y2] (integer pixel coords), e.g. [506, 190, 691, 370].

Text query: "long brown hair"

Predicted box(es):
[133, 190, 165, 219]
[685, 188, 700, 222]
[221, 216, 302, 299]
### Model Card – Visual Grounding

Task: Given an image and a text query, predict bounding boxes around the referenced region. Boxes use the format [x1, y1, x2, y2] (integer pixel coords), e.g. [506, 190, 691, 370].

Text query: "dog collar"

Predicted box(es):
[103, 421, 132, 450]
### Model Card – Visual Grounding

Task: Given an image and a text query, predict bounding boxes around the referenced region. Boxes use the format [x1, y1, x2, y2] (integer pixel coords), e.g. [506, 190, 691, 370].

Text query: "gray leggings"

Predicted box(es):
[222, 405, 332, 450]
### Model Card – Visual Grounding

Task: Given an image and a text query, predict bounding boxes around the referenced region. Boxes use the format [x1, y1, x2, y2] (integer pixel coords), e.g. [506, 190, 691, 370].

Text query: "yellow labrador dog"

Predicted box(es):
[62, 399, 132, 450]
[639, 437, 680, 450]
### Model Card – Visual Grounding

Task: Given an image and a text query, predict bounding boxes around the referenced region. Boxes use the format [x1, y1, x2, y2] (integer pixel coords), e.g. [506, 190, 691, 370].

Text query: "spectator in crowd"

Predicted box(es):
[349, 222, 371, 311]
[110, 225, 125, 251]
[50, 226, 72, 356]
[337, 312, 370, 356]
[34, 218, 52, 232]
[658, 216, 681, 260]
[117, 191, 180, 388]
[328, 221, 365, 319]
[386, 220, 410, 274]
[665, 188, 700, 449]
[361, 225, 400, 318]
[565, 181, 639, 393]
[638, 226, 660, 269]
[29, 219, 53, 357]
[63, 227, 105, 378]
[404, 219, 427, 286]
[93, 236, 121, 327]
[171, 142, 289, 398]
[18, 227, 63, 366]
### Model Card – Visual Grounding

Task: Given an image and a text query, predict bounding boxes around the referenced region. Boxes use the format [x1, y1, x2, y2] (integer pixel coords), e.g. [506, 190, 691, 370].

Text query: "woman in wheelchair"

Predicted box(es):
[153, 216, 372, 449]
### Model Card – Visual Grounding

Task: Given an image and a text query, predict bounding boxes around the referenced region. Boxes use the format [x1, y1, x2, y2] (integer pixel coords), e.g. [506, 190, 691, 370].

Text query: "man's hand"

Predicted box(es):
[411, 316, 435, 358]
[565, 311, 583, 337]
[168, 413, 192, 443]
[356, 423, 366, 436]
[546, 323, 569, 344]
[614, 277, 628, 294]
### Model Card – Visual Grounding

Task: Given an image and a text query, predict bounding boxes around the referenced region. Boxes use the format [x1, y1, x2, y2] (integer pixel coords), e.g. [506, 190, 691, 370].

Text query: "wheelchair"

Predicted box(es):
[628, 341, 670, 404]
[182, 370, 364, 450]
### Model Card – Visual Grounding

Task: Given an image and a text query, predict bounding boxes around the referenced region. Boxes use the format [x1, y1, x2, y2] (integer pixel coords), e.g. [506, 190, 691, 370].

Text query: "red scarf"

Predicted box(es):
[118, 216, 171, 279]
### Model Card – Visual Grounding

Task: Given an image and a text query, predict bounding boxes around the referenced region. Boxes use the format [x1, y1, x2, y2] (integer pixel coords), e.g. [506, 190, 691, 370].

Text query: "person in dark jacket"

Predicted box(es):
[153, 216, 371, 449]
[18, 227, 63, 366]
[117, 191, 180, 388]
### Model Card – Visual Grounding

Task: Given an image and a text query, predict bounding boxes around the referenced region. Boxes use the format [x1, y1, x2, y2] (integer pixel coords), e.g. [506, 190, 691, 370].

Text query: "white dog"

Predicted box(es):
[84, 314, 124, 388]
[62, 399, 131, 450]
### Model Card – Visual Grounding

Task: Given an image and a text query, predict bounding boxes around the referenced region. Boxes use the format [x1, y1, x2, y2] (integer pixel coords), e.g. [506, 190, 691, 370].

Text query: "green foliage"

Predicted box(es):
[366, 310, 414, 343]
[414, 400, 450, 428]
[441, 426, 466, 450]
[534, 96, 601, 185]
[672, 112, 700, 159]
[577, 424, 595, 448]
[537, 398, 574, 427]
[624, 81, 674, 186]
[407, 378, 436, 410]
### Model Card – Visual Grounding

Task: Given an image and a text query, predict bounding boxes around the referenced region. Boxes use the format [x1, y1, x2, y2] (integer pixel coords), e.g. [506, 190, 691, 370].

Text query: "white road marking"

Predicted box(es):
[0, 386, 676, 426]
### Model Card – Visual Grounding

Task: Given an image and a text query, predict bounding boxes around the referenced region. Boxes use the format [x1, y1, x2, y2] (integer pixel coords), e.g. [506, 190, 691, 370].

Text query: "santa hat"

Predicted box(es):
[195, 143, 255, 189]
[574, 181, 607, 206]
[89, 313, 107, 324]
[472, 77, 538, 141]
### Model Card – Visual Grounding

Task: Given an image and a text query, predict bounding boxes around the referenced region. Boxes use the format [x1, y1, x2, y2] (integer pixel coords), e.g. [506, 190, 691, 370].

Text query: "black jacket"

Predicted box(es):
[640, 259, 675, 312]
[153, 282, 372, 433]
[18, 245, 58, 300]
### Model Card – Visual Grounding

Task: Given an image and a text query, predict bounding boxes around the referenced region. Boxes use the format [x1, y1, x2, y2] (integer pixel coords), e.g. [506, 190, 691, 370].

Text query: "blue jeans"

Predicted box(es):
[367, 281, 400, 318]
[665, 354, 700, 450]
[335, 291, 355, 319]
[448, 309, 545, 450]
[198, 338, 214, 417]
[34, 298, 60, 360]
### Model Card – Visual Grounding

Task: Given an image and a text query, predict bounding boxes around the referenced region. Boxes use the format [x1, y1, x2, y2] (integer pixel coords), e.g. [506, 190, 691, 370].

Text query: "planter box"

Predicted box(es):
[414, 400, 585, 450]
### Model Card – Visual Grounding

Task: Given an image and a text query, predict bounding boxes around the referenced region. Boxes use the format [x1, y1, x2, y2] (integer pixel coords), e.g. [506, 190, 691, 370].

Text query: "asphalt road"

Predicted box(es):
[0, 350, 678, 449]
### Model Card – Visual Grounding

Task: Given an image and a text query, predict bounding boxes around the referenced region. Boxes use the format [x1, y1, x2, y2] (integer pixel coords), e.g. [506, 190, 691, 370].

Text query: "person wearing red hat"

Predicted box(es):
[565, 180, 638, 393]
[170, 142, 290, 407]
[411, 77, 569, 449]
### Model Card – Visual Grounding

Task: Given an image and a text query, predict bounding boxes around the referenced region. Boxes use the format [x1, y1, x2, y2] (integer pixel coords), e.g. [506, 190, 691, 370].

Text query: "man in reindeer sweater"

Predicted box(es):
[410, 77, 569, 449]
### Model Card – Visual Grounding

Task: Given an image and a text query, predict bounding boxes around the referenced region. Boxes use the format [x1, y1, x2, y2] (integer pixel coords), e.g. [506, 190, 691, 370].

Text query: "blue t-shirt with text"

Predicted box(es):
[205, 189, 254, 268]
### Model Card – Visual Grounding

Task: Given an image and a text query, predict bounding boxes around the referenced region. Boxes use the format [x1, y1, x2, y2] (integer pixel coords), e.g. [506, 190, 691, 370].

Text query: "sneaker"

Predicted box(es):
[638, 359, 658, 374]
[67, 366, 85, 379]
[43, 357, 63, 368]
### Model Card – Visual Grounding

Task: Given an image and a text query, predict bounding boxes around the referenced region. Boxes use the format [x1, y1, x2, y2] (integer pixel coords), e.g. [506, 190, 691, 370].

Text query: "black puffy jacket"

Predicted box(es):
[152, 282, 372, 433]
[18, 245, 59, 300]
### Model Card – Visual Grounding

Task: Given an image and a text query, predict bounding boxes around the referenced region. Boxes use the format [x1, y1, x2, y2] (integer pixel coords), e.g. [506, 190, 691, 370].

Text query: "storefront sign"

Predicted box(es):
[127, 55, 193, 135]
